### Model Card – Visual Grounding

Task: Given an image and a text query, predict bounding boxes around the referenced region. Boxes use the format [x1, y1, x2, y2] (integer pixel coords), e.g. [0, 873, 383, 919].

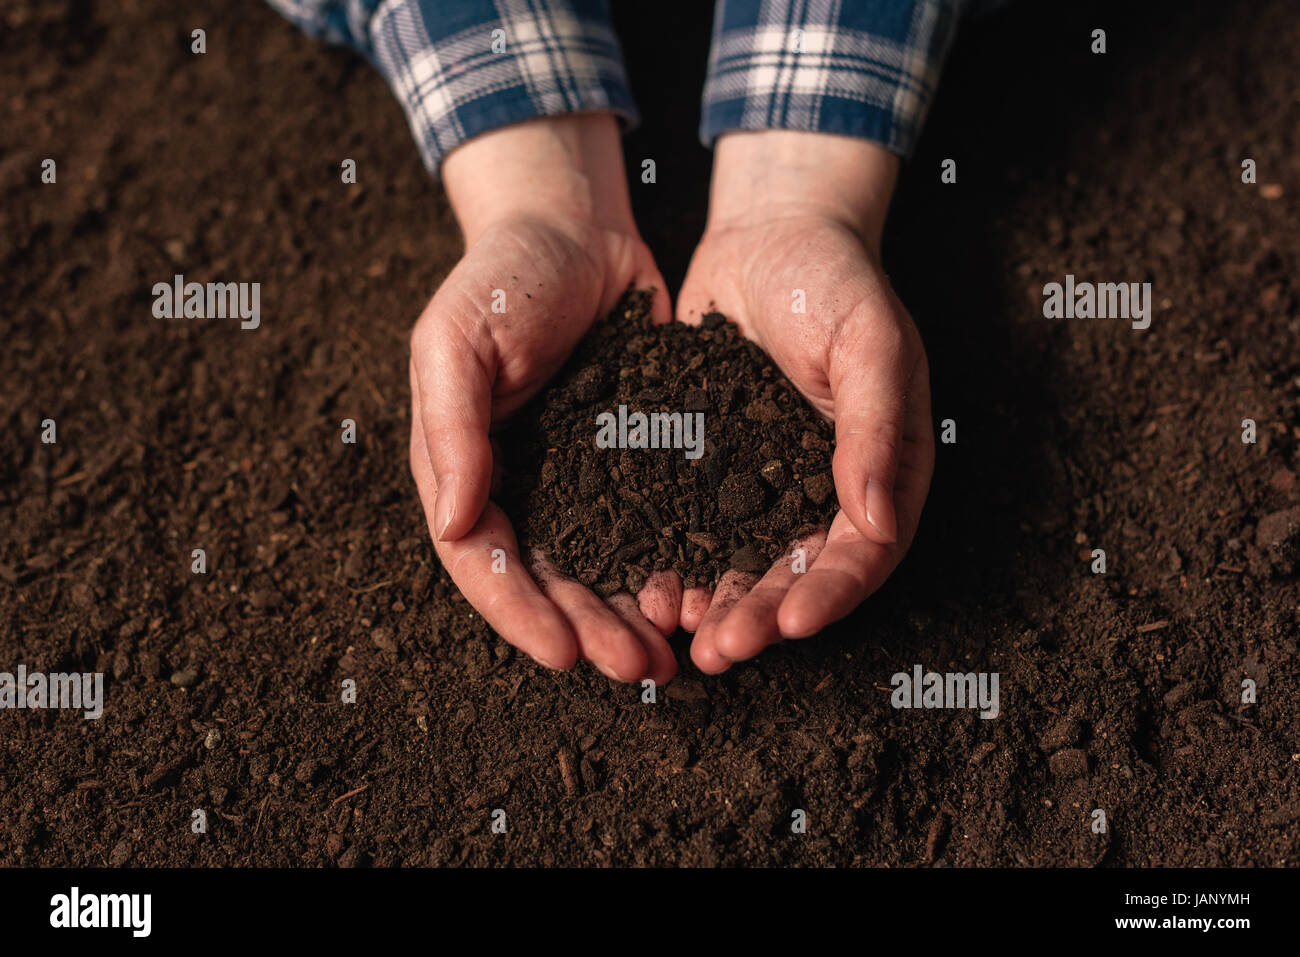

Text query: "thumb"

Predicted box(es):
[828, 325, 910, 546]
[409, 322, 495, 542]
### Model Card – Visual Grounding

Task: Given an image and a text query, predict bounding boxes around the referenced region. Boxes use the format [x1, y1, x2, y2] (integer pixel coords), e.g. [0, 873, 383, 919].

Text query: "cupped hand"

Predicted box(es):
[675, 131, 935, 673]
[408, 115, 682, 684]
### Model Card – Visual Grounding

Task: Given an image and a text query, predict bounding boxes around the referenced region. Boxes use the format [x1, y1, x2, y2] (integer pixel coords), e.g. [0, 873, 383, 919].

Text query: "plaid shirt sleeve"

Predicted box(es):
[701, 0, 975, 157]
[266, 0, 638, 175]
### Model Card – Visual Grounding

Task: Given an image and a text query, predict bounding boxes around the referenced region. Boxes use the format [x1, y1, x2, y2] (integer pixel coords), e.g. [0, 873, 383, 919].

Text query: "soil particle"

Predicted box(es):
[1039, 718, 1083, 752]
[337, 846, 370, 869]
[108, 840, 133, 867]
[558, 748, 581, 797]
[665, 678, 709, 702]
[1048, 749, 1090, 780]
[1255, 507, 1300, 573]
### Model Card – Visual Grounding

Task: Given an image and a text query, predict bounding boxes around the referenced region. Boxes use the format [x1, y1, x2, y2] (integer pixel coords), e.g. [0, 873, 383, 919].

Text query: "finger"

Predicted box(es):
[599, 236, 671, 327]
[638, 268, 673, 327]
[777, 511, 898, 639]
[647, 287, 673, 326]
[711, 533, 827, 663]
[528, 552, 649, 683]
[828, 320, 912, 546]
[607, 593, 678, 686]
[689, 570, 759, 674]
[410, 419, 577, 669]
[679, 586, 713, 633]
[410, 318, 494, 542]
[637, 570, 683, 637]
[780, 375, 933, 640]
[674, 255, 731, 329]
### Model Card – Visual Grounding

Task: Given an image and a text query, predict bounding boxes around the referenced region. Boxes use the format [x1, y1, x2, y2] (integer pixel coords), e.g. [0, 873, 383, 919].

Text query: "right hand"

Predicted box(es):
[674, 132, 935, 673]
[409, 114, 682, 684]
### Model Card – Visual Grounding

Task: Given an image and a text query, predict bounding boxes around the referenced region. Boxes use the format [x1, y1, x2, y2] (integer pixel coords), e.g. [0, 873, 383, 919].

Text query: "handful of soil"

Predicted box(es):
[499, 290, 838, 596]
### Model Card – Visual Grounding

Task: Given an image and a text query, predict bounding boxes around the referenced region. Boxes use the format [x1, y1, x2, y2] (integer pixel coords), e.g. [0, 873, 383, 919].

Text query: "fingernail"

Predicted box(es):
[434, 478, 457, 541]
[866, 511, 897, 544]
[865, 478, 898, 544]
[530, 653, 563, 671]
[595, 662, 622, 682]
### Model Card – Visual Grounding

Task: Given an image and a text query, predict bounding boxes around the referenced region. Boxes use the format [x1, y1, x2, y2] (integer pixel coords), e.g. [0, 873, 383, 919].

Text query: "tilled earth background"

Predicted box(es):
[2, 0, 1298, 866]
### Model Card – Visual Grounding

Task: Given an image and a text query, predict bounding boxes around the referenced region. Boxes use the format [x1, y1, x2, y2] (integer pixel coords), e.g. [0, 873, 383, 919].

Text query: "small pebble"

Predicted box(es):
[666, 678, 708, 702]
[803, 473, 834, 505]
[108, 839, 133, 867]
[1039, 718, 1082, 752]
[1048, 748, 1089, 779]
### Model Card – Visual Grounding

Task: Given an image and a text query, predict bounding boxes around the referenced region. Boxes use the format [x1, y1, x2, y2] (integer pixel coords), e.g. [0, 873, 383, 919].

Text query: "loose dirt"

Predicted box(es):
[500, 292, 836, 595]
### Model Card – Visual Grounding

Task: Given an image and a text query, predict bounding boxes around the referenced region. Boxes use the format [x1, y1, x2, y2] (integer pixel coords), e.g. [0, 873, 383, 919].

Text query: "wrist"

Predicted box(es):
[707, 131, 899, 250]
[442, 112, 638, 246]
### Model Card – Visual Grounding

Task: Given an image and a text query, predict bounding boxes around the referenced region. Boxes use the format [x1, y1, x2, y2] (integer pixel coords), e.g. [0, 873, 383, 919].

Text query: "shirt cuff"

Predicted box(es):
[700, 0, 965, 158]
[368, 0, 639, 176]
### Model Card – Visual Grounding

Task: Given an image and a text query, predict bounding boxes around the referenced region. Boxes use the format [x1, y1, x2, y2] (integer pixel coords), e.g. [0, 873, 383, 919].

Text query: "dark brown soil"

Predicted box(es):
[2, 0, 1298, 867]
[500, 292, 835, 594]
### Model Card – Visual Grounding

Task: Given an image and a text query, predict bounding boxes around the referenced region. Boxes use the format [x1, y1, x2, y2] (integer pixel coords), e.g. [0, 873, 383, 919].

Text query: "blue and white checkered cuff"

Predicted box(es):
[368, 0, 639, 175]
[701, 0, 964, 157]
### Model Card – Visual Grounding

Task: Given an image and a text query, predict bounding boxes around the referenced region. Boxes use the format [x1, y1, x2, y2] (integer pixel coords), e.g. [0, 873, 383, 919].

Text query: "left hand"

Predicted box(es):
[675, 131, 935, 673]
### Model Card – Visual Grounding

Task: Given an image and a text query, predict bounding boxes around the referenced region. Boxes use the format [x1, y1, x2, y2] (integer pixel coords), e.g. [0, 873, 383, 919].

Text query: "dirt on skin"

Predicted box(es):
[500, 291, 836, 595]
[1, 0, 1298, 867]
